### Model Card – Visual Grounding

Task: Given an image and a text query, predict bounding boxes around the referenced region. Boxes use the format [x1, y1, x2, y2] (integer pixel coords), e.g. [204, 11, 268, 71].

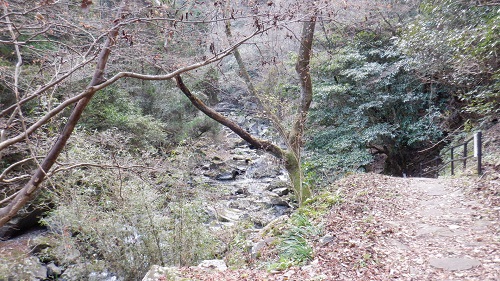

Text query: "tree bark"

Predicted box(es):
[286, 16, 316, 204]
[284, 151, 311, 203]
[289, 17, 316, 154]
[176, 75, 312, 202]
[0, 4, 273, 226]
[221, 3, 316, 204]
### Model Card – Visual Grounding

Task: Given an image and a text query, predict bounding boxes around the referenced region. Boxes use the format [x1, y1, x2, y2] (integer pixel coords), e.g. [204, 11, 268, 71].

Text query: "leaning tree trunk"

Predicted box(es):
[176, 15, 316, 205]
[0, 11, 122, 228]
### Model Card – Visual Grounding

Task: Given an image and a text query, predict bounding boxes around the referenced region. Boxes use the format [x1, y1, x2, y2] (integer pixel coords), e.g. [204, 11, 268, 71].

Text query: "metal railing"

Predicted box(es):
[419, 131, 482, 178]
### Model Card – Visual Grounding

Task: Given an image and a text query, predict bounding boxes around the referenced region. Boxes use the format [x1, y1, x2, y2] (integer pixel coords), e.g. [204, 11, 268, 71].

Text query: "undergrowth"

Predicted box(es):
[265, 190, 342, 271]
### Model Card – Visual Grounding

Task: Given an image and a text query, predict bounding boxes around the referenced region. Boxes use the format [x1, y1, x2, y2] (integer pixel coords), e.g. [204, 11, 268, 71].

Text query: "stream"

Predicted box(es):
[0, 105, 293, 280]
[193, 125, 293, 229]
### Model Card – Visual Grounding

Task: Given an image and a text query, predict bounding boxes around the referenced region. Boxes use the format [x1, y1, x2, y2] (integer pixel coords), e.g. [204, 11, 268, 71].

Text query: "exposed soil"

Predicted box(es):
[177, 173, 500, 280]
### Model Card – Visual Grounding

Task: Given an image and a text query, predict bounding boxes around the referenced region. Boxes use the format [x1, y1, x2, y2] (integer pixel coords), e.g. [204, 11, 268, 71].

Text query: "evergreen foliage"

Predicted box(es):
[307, 30, 445, 180]
[81, 86, 169, 149]
[400, 0, 499, 116]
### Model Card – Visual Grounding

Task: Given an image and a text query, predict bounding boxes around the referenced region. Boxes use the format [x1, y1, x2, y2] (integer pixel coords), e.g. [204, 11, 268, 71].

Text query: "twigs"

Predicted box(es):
[0, 157, 38, 181]
[0, 0, 326, 226]
[0, 1, 124, 226]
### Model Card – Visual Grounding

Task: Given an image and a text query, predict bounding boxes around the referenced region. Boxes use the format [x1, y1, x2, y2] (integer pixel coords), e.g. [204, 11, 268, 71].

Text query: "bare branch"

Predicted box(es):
[0, 55, 97, 118]
[0, 87, 94, 151]
[223, 3, 289, 145]
[93, 26, 270, 91]
[0, 157, 38, 181]
[477, 2, 500, 6]
[1, 175, 30, 184]
[0, 3, 123, 227]
[0, 191, 20, 206]
[0, 10, 272, 163]
[0, 2, 47, 21]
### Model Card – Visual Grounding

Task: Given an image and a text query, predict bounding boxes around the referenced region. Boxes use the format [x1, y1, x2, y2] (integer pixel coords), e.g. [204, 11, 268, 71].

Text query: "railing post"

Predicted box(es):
[435, 157, 439, 178]
[463, 142, 467, 170]
[475, 131, 482, 175]
[450, 147, 454, 176]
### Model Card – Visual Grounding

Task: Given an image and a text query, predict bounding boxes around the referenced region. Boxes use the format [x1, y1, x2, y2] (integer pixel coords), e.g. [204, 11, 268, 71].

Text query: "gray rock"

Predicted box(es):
[272, 187, 289, 196]
[249, 210, 278, 227]
[215, 170, 240, 181]
[245, 158, 281, 179]
[319, 235, 336, 246]
[142, 265, 183, 281]
[232, 187, 249, 196]
[217, 208, 242, 222]
[269, 196, 290, 207]
[232, 155, 251, 163]
[0, 207, 48, 239]
[198, 259, 227, 271]
[60, 264, 91, 281]
[62, 247, 81, 264]
[429, 257, 481, 271]
[251, 238, 276, 259]
[234, 115, 246, 125]
[1, 256, 46, 280]
[266, 180, 290, 191]
[228, 199, 252, 210]
[214, 102, 238, 113]
[88, 271, 121, 281]
[33, 263, 48, 280]
[47, 262, 63, 277]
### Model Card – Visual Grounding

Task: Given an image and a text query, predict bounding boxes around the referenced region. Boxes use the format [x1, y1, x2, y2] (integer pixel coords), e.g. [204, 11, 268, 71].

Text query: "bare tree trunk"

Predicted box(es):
[0, 16, 122, 228]
[289, 17, 316, 153]
[287, 16, 316, 204]
[0, 1, 315, 227]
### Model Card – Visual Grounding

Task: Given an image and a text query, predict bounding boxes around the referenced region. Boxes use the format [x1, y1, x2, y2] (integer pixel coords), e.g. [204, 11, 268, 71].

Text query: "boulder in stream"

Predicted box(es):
[215, 170, 240, 181]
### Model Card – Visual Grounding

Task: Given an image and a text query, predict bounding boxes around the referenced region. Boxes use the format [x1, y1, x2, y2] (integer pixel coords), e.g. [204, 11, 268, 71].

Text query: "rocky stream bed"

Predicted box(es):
[0, 103, 295, 280]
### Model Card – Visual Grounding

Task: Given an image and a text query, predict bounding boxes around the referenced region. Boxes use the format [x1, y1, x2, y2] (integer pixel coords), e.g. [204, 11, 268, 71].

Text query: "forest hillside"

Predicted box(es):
[0, 0, 498, 280]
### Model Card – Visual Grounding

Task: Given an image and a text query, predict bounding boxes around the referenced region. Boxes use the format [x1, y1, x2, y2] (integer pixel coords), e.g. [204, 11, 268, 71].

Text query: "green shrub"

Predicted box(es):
[307, 28, 445, 180]
[399, 0, 500, 117]
[135, 82, 220, 142]
[82, 86, 169, 148]
[268, 214, 321, 271]
[41, 130, 221, 280]
[43, 175, 221, 279]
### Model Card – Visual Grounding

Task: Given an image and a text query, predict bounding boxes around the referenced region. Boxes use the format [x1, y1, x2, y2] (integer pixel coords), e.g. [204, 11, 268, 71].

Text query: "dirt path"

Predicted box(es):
[402, 179, 500, 280]
[306, 175, 500, 280]
[383, 177, 499, 280]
